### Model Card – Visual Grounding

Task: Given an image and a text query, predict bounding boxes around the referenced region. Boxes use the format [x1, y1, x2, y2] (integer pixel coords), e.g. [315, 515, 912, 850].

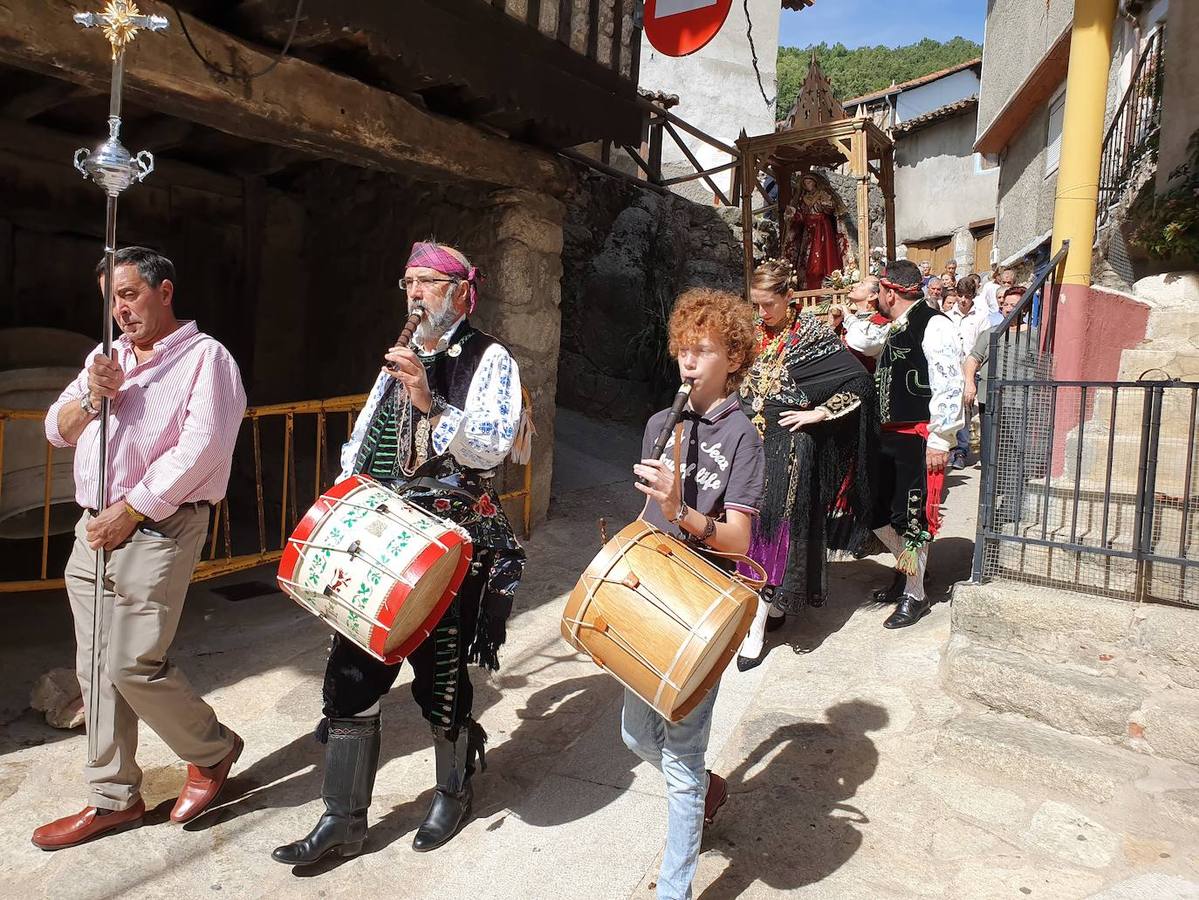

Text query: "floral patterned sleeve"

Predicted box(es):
[922, 316, 965, 452]
[432, 344, 522, 470]
[817, 391, 861, 421]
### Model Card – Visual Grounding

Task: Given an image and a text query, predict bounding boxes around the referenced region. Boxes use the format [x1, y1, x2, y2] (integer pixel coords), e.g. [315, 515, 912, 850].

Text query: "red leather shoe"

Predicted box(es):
[32, 800, 145, 850]
[170, 731, 244, 824]
[704, 772, 728, 826]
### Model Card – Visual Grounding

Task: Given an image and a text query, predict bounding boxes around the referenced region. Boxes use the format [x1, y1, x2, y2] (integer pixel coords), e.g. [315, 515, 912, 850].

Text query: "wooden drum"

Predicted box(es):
[278, 475, 473, 663]
[561, 520, 765, 722]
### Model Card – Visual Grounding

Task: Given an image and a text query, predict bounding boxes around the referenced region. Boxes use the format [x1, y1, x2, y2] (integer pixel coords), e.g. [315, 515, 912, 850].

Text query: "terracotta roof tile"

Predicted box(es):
[842, 58, 982, 107]
[892, 96, 979, 134]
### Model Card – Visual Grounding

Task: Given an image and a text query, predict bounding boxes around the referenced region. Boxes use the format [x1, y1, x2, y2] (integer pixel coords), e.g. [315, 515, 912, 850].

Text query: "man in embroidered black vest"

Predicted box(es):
[273, 242, 527, 864]
[844, 259, 963, 629]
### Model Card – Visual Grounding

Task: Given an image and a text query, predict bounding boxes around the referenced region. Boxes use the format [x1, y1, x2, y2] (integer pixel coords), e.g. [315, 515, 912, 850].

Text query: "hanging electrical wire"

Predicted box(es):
[171, 0, 305, 80]
[744, 0, 777, 109]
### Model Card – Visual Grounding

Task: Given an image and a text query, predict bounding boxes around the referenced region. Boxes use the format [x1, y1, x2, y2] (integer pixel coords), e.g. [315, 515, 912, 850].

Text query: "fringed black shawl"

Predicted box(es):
[740, 312, 879, 608]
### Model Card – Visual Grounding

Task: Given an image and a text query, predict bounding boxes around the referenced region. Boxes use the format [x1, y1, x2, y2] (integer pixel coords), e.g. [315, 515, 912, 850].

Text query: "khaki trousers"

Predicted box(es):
[65, 505, 234, 811]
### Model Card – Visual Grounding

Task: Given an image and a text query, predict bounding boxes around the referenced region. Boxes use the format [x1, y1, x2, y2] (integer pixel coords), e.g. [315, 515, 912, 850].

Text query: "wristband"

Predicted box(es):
[124, 503, 146, 523]
[699, 515, 717, 543]
[79, 393, 99, 417]
[670, 500, 689, 526]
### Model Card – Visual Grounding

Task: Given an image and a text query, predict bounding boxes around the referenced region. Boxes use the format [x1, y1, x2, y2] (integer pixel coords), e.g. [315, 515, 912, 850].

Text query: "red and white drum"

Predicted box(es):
[278, 475, 473, 664]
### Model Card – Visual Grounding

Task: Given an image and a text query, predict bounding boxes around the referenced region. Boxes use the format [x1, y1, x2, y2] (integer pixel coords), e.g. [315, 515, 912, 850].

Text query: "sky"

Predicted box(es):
[778, 0, 987, 49]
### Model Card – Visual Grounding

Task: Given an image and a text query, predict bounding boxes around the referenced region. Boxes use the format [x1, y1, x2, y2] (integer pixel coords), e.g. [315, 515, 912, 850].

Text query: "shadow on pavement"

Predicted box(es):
[699, 700, 888, 898]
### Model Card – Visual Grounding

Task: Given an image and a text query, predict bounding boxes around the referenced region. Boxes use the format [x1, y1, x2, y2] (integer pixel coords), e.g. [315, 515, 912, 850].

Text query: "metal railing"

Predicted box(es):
[971, 239, 1199, 607]
[1098, 26, 1165, 227]
[0, 389, 534, 594]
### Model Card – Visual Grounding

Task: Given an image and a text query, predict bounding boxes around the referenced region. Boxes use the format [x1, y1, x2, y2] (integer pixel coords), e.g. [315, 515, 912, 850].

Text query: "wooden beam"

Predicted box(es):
[0, 118, 244, 198]
[659, 160, 736, 187]
[0, 0, 571, 193]
[852, 130, 870, 278]
[661, 122, 731, 204]
[0, 80, 95, 120]
[740, 145, 755, 301]
[637, 98, 738, 155]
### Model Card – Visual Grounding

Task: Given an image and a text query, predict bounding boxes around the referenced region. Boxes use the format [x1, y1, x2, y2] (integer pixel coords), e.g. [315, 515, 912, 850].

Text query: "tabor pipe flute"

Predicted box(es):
[649, 379, 695, 461]
[384, 305, 426, 371]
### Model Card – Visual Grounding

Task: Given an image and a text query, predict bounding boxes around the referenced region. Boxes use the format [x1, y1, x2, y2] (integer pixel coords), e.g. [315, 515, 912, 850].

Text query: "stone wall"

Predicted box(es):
[275, 164, 563, 527]
[558, 169, 741, 423]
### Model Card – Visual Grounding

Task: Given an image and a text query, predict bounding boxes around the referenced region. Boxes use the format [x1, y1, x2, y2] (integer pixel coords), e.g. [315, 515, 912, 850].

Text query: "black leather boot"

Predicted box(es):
[271, 715, 381, 865]
[412, 719, 487, 852]
[883, 595, 932, 629]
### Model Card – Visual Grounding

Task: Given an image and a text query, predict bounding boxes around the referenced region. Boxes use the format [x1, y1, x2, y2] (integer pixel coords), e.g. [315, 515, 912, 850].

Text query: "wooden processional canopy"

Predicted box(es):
[735, 56, 897, 303]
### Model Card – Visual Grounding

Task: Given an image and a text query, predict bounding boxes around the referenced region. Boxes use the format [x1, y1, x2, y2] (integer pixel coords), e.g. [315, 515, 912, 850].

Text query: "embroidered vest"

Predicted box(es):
[875, 302, 945, 424]
[355, 321, 503, 480]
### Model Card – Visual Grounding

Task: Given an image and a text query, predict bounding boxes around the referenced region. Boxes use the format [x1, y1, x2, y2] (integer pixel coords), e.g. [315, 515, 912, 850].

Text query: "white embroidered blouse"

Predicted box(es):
[339, 319, 523, 481]
[843, 305, 965, 452]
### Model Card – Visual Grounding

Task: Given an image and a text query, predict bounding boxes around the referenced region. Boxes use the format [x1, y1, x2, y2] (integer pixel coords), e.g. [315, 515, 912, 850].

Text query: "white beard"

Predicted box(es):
[414, 302, 460, 345]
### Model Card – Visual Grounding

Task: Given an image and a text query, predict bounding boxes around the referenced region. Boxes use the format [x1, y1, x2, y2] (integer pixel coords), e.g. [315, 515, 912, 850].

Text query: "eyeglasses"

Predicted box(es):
[399, 276, 457, 291]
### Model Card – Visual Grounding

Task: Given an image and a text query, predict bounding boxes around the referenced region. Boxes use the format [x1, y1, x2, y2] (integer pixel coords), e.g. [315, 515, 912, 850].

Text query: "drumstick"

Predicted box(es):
[598, 517, 608, 546]
[642, 379, 694, 484]
[384, 305, 427, 371]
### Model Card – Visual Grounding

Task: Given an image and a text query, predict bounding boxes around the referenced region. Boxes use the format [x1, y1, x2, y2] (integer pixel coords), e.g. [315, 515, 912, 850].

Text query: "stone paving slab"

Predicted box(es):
[2, 426, 1198, 899]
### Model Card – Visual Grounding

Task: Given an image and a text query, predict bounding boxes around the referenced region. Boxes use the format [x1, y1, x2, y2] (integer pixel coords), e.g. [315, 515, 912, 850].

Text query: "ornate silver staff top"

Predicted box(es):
[73, 2, 169, 197]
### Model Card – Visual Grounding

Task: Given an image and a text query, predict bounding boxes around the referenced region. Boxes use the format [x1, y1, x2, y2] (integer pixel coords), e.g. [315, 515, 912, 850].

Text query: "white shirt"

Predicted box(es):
[979, 281, 1001, 317]
[843, 304, 964, 452]
[946, 305, 990, 359]
[339, 318, 522, 480]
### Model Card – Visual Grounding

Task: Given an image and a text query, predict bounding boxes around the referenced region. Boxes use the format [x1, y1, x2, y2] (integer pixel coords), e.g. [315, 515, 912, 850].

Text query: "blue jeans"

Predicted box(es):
[621, 684, 720, 900]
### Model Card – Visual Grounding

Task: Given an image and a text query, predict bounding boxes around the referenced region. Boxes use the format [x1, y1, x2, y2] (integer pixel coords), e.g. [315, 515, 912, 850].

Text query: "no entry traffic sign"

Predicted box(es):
[644, 0, 734, 57]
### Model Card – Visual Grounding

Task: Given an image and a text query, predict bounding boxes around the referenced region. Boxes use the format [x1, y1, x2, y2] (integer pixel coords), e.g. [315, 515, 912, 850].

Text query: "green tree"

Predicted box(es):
[775, 37, 983, 116]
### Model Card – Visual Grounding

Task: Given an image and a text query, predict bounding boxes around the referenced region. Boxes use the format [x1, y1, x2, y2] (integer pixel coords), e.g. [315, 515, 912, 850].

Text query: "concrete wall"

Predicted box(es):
[1158, 0, 1199, 191]
[894, 108, 999, 246]
[638, 0, 779, 203]
[994, 95, 1059, 264]
[896, 68, 981, 122]
[977, 0, 1074, 137]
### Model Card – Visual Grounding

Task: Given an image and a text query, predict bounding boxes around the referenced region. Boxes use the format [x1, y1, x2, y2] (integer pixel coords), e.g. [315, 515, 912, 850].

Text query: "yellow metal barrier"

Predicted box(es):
[0, 387, 534, 593]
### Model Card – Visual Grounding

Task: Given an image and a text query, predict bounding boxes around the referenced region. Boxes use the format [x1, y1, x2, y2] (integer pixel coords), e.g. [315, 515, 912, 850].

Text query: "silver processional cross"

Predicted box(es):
[72, 1, 168, 766]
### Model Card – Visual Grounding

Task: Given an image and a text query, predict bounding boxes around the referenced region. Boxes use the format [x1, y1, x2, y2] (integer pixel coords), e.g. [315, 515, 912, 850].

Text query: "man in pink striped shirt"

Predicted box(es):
[33, 247, 248, 851]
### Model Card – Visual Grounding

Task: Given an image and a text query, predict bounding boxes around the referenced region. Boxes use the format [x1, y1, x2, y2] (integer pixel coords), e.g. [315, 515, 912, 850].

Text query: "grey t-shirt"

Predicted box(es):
[640, 395, 765, 541]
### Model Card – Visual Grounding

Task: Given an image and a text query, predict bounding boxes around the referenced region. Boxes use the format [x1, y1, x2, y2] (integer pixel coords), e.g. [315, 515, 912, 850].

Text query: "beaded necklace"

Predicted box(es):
[740, 306, 799, 433]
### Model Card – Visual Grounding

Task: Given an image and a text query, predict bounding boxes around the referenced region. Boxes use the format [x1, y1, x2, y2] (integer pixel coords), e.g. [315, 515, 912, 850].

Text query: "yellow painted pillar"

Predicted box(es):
[1050, 0, 1118, 286]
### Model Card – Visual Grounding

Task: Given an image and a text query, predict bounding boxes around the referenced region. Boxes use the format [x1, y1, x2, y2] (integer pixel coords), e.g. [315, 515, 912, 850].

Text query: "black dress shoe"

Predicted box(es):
[883, 595, 932, 629]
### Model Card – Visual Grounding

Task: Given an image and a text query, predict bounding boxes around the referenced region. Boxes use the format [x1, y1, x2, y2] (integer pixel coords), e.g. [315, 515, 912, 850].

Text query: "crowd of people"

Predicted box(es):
[31, 239, 1028, 900]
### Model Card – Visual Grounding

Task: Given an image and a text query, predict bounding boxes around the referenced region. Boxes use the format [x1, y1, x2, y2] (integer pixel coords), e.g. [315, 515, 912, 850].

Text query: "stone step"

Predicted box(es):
[951, 583, 1199, 689]
[1058, 429, 1199, 493]
[934, 713, 1146, 804]
[944, 638, 1144, 742]
[1013, 479, 1199, 554]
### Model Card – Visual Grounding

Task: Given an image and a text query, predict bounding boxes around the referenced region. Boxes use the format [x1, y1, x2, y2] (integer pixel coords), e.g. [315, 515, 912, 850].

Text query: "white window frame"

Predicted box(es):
[1045, 83, 1067, 178]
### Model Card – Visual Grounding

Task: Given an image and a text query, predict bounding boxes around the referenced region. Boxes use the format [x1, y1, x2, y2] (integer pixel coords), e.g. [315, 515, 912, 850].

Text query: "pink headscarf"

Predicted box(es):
[407, 241, 481, 314]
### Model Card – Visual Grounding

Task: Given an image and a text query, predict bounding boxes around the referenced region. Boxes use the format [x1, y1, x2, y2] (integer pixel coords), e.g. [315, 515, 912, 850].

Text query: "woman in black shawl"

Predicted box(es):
[736, 259, 879, 670]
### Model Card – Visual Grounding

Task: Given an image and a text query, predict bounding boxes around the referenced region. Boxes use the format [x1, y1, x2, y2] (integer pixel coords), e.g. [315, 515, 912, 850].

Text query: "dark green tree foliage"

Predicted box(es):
[776, 37, 982, 115]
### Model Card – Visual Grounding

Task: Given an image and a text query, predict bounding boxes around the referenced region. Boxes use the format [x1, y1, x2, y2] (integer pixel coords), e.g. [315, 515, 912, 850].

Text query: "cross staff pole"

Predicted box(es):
[72, 1, 168, 766]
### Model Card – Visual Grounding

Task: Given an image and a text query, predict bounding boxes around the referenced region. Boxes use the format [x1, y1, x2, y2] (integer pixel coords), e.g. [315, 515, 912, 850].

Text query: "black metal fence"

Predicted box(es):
[1098, 26, 1165, 229]
[970, 241, 1199, 607]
